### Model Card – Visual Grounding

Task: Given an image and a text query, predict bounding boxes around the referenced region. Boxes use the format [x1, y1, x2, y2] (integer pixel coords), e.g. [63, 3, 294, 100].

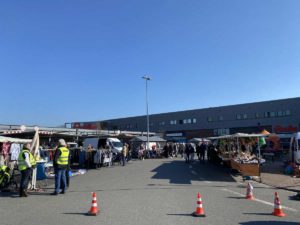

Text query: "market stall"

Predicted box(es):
[189, 138, 211, 144]
[208, 133, 267, 180]
[0, 136, 33, 191]
[129, 136, 166, 158]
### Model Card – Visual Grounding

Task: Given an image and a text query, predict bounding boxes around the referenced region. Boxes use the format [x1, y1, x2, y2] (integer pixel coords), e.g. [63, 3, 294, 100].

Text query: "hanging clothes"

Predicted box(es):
[0, 143, 4, 166]
[10, 143, 21, 161]
[93, 150, 102, 165]
[2, 143, 11, 160]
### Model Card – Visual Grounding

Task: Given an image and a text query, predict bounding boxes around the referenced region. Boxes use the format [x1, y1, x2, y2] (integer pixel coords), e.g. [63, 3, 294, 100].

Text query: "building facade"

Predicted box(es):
[71, 97, 300, 142]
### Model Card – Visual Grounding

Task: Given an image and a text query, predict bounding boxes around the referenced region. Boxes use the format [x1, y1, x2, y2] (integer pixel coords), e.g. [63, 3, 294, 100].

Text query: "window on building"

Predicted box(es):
[150, 122, 154, 127]
[192, 118, 197, 124]
[187, 119, 192, 124]
[236, 114, 242, 120]
[207, 117, 213, 122]
[270, 112, 276, 117]
[243, 114, 247, 119]
[159, 121, 165, 126]
[264, 112, 270, 118]
[170, 120, 177, 125]
[179, 120, 183, 124]
[255, 113, 260, 118]
[286, 110, 291, 116]
[214, 128, 230, 136]
[278, 111, 283, 117]
[219, 116, 223, 121]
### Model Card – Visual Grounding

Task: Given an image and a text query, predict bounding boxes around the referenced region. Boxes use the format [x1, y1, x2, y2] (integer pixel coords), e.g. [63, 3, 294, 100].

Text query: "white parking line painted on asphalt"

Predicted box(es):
[221, 188, 298, 213]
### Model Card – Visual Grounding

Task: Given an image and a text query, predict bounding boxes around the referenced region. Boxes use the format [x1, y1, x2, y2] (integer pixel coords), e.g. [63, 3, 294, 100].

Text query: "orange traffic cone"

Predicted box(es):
[192, 192, 206, 217]
[88, 192, 99, 216]
[245, 182, 254, 200]
[272, 192, 286, 217]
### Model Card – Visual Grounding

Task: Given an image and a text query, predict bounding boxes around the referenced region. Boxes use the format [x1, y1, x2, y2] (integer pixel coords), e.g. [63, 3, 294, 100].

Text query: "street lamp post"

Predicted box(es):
[142, 75, 151, 150]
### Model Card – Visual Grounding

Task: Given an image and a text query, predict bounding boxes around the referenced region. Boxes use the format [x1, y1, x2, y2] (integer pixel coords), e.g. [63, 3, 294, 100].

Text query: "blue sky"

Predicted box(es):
[1, 0, 299, 126]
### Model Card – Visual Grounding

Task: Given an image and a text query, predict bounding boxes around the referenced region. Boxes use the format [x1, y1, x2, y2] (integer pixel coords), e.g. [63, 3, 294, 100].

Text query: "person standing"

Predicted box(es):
[207, 143, 213, 162]
[18, 143, 36, 197]
[121, 143, 128, 166]
[196, 143, 201, 160]
[185, 144, 191, 163]
[199, 142, 206, 162]
[163, 144, 169, 158]
[51, 139, 69, 195]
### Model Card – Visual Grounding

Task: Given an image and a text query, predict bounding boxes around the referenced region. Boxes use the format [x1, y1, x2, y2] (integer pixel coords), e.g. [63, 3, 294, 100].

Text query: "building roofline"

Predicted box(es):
[94, 96, 300, 122]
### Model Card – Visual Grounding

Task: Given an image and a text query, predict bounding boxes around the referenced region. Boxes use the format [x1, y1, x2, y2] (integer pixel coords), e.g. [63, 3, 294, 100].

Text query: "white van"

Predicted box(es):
[289, 132, 300, 164]
[83, 137, 123, 153]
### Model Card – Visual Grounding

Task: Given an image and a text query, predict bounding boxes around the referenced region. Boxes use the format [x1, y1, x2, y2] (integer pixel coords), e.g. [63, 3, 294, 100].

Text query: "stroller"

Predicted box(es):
[0, 165, 18, 192]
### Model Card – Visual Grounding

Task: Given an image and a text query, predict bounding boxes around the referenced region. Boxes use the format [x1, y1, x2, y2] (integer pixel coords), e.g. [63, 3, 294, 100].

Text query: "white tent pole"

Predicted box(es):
[30, 129, 40, 190]
[258, 137, 262, 183]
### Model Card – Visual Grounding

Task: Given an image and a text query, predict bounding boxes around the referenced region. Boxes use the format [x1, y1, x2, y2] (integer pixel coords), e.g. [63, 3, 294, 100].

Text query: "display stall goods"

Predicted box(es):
[0, 136, 33, 191]
[208, 133, 268, 181]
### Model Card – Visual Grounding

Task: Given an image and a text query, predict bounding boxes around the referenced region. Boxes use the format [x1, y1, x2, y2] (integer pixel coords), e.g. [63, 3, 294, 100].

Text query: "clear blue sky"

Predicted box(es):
[1, 0, 300, 126]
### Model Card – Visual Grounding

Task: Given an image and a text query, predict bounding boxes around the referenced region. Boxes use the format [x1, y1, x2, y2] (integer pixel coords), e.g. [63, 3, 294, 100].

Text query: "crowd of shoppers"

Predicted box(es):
[158, 142, 222, 165]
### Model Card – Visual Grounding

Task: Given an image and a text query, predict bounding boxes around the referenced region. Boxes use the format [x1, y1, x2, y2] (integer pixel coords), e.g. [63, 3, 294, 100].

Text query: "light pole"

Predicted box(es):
[142, 75, 151, 150]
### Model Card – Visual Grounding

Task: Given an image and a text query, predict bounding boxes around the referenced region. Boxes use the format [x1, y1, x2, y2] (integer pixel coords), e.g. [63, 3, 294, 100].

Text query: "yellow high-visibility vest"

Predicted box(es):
[57, 147, 69, 165]
[18, 149, 36, 171]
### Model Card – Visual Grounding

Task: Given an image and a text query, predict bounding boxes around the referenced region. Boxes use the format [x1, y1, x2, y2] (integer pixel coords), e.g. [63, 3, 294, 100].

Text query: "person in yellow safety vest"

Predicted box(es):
[51, 139, 70, 195]
[18, 143, 36, 197]
[0, 165, 11, 189]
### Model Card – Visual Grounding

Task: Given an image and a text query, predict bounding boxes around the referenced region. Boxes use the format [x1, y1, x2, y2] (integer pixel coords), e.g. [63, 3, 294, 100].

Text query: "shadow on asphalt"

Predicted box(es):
[27, 192, 53, 196]
[227, 196, 245, 200]
[62, 213, 90, 216]
[0, 191, 52, 197]
[151, 160, 236, 184]
[0, 192, 19, 198]
[240, 221, 300, 225]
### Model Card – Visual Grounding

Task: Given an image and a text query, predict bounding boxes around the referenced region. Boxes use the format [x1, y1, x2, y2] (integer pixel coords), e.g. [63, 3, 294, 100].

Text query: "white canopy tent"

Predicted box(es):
[0, 136, 32, 143]
[207, 132, 269, 182]
[0, 130, 40, 190]
[207, 133, 267, 140]
[207, 133, 268, 156]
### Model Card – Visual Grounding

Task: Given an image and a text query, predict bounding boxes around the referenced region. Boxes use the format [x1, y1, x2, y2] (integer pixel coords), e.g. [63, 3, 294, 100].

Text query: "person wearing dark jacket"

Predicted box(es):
[51, 139, 69, 195]
[199, 143, 206, 162]
[196, 144, 201, 160]
[185, 144, 191, 163]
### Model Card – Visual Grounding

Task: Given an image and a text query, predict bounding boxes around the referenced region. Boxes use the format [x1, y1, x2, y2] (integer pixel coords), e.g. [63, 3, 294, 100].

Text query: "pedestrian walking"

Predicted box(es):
[18, 143, 36, 197]
[169, 143, 173, 159]
[51, 139, 69, 195]
[207, 143, 214, 162]
[185, 144, 191, 163]
[199, 142, 206, 162]
[138, 144, 145, 160]
[191, 144, 196, 162]
[163, 144, 169, 158]
[196, 143, 201, 160]
[178, 144, 184, 158]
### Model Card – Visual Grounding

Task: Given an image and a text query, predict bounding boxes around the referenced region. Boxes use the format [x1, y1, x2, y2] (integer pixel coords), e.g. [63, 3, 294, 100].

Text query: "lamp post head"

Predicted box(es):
[142, 75, 151, 81]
